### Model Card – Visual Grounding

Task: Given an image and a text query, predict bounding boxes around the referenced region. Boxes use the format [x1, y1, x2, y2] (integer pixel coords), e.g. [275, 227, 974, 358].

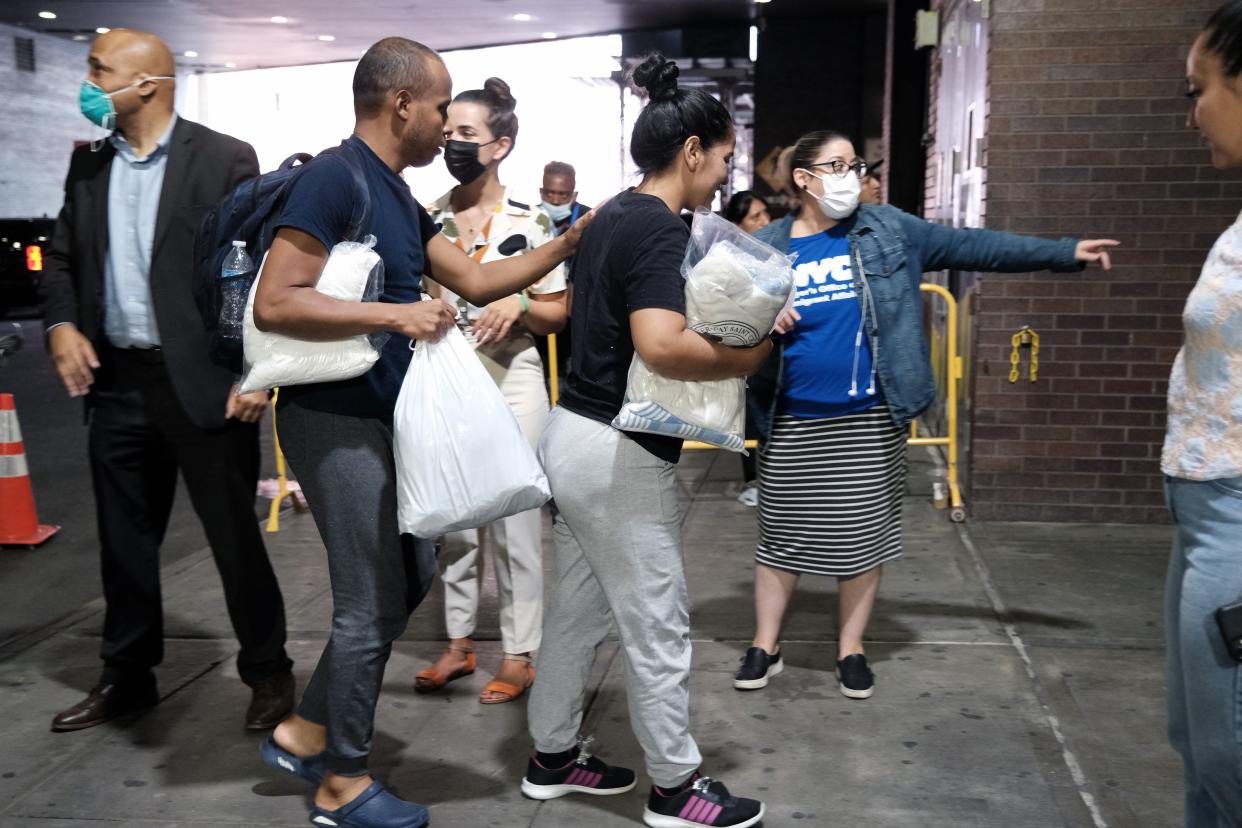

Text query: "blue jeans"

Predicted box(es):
[1165, 474, 1242, 828]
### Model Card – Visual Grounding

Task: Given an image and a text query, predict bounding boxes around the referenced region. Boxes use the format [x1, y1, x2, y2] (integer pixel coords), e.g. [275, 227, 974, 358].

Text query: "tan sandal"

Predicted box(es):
[479, 655, 534, 704]
[414, 644, 476, 693]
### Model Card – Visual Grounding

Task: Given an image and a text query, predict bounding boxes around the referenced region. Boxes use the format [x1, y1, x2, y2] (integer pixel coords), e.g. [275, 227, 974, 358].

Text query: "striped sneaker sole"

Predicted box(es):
[520, 774, 636, 800]
[642, 803, 765, 828]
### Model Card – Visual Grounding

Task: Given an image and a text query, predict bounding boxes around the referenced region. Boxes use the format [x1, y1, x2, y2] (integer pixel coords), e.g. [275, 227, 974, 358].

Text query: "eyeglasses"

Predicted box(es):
[806, 160, 868, 179]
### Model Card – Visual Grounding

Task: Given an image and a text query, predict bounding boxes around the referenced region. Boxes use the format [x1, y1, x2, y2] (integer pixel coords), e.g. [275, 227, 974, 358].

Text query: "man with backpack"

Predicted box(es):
[250, 37, 591, 828]
[39, 29, 294, 734]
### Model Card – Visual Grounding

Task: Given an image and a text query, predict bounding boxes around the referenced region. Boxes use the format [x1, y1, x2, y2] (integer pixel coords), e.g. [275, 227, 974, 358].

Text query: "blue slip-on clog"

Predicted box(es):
[308, 781, 429, 828]
[260, 735, 327, 785]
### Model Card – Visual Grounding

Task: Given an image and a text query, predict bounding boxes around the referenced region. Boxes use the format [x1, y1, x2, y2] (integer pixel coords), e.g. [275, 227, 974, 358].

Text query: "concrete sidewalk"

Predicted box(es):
[0, 448, 1180, 828]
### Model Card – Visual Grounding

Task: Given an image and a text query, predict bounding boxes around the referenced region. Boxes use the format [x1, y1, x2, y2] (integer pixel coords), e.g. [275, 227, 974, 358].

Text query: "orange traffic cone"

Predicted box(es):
[0, 393, 59, 546]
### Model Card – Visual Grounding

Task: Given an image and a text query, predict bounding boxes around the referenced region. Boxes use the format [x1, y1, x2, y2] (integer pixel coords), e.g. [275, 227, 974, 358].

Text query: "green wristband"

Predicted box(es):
[519, 293, 530, 314]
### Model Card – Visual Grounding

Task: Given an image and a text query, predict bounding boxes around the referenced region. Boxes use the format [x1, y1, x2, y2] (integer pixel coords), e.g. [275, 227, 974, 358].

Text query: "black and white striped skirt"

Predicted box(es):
[756, 405, 907, 577]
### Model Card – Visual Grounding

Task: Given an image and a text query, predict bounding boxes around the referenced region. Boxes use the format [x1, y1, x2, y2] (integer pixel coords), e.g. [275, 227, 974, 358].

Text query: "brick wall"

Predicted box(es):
[0, 24, 90, 219]
[963, 0, 1242, 522]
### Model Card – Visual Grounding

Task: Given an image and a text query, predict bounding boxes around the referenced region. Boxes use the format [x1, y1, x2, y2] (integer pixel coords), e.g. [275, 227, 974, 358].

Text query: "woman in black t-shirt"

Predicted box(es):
[517, 55, 771, 828]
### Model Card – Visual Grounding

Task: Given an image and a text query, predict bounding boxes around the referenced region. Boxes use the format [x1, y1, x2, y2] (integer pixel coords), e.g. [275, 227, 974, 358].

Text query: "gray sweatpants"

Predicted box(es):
[527, 407, 702, 787]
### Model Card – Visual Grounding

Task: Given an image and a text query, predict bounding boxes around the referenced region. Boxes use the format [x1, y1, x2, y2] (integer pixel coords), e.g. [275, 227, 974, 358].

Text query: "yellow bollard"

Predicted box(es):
[266, 388, 307, 533]
[547, 332, 559, 408]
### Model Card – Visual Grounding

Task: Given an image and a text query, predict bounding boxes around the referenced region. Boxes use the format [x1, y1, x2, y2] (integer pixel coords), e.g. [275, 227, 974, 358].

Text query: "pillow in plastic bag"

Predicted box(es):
[239, 236, 389, 394]
[685, 240, 794, 347]
[612, 209, 795, 453]
[614, 362, 747, 451]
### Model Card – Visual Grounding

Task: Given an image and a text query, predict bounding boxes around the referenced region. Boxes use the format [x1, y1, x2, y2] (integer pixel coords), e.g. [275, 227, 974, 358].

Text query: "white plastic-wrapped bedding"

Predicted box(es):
[239, 236, 388, 394]
[613, 210, 795, 452]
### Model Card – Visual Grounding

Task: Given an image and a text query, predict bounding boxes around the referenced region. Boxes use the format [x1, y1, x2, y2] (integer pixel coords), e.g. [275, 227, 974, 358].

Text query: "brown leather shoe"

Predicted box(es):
[51, 683, 159, 732]
[245, 671, 295, 730]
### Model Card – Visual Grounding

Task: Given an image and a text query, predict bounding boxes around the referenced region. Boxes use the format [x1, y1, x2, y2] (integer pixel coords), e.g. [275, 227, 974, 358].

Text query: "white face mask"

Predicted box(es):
[805, 169, 861, 220]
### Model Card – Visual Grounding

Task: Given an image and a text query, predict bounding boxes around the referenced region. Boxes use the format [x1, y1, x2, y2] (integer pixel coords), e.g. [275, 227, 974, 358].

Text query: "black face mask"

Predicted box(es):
[444, 138, 496, 185]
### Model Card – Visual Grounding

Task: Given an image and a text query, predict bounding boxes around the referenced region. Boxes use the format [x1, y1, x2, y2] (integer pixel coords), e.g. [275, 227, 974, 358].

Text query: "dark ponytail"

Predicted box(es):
[629, 53, 733, 175]
[1203, 0, 1242, 77]
[454, 76, 519, 148]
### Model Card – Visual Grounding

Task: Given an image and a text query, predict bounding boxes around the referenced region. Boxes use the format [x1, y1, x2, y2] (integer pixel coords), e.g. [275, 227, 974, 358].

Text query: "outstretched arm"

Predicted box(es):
[425, 209, 592, 308]
[911, 213, 1118, 274]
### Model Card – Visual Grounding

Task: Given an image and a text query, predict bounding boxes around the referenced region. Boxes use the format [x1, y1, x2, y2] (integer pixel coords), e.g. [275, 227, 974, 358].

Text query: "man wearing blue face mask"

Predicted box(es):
[538, 161, 588, 237]
[39, 28, 294, 734]
[536, 161, 587, 385]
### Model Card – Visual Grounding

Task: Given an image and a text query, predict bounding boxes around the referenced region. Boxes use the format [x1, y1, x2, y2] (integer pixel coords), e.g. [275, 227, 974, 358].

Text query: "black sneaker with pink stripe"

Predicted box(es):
[643, 774, 765, 828]
[520, 737, 637, 800]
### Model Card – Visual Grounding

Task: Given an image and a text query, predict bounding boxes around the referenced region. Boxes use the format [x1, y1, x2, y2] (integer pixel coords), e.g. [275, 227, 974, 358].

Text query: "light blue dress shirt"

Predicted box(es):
[102, 114, 178, 348]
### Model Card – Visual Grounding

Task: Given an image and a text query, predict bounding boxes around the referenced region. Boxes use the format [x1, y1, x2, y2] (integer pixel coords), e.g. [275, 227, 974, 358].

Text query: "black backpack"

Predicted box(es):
[192, 140, 374, 373]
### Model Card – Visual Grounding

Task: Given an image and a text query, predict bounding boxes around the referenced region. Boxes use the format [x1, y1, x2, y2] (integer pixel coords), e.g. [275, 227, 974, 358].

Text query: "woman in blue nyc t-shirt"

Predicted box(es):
[732, 129, 1117, 700]
[780, 224, 881, 419]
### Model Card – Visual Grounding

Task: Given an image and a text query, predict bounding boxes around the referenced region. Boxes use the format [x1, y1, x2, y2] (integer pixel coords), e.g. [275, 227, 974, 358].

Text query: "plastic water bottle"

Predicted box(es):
[928, 467, 949, 509]
[219, 240, 255, 339]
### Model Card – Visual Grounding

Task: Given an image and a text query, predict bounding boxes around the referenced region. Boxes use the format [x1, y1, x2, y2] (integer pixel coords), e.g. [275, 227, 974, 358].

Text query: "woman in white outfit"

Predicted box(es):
[416, 77, 567, 704]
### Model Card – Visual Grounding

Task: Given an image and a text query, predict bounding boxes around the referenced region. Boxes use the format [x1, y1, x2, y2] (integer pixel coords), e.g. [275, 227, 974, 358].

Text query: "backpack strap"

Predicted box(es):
[279, 152, 315, 169]
[322, 141, 374, 243]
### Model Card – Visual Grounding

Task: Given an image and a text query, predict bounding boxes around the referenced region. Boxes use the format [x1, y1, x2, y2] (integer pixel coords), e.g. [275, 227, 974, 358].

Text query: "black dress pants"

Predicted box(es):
[89, 346, 291, 688]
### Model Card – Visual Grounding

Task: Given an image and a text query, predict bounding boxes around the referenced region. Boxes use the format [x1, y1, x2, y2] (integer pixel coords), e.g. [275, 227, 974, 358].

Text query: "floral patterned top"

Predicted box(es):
[427, 187, 566, 348]
[1162, 211, 1242, 480]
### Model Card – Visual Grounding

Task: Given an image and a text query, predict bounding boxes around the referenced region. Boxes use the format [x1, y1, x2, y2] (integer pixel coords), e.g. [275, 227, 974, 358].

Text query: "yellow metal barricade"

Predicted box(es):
[908, 284, 966, 523]
[546, 284, 965, 520]
[683, 439, 761, 451]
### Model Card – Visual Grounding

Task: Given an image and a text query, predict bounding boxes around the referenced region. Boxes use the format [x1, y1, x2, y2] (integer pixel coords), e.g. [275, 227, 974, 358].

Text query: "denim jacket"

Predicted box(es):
[753, 204, 1082, 433]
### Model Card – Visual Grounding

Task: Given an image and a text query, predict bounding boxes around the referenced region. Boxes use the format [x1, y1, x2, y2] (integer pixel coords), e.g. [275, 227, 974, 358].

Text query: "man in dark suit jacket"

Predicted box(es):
[39, 29, 293, 733]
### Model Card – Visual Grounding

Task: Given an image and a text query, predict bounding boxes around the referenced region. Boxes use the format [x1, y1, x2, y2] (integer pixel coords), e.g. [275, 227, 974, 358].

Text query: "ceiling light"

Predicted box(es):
[270, 15, 289, 23]
[754, 0, 772, 4]
[225, 61, 237, 68]
[38, 11, 57, 19]
[318, 34, 335, 41]
[96, 27, 110, 33]
[513, 13, 532, 21]
[541, 31, 557, 39]
[183, 50, 198, 57]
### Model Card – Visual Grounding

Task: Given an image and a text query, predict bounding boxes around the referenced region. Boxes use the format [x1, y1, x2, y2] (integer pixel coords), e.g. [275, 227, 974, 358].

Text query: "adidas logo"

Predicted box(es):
[277, 757, 295, 772]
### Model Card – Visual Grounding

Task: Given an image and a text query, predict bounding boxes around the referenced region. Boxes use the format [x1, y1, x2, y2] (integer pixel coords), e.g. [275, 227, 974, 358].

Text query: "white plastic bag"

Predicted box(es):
[239, 236, 389, 394]
[394, 324, 550, 537]
[612, 209, 795, 452]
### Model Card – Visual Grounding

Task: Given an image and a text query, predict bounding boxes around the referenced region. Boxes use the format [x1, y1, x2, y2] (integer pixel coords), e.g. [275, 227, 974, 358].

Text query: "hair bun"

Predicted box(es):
[632, 54, 679, 103]
[483, 77, 516, 112]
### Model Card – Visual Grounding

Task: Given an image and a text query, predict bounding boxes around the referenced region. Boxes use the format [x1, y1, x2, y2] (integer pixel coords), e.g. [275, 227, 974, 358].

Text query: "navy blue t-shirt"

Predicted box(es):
[274, 136, 440, 419]
[779, 226, 883, 418]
